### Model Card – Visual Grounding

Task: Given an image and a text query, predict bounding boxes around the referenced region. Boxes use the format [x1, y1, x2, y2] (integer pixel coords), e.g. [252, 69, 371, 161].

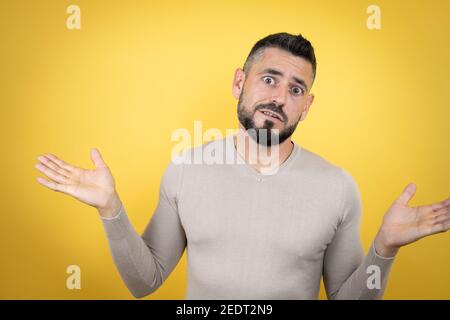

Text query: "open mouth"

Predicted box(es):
[259, 109, 283, 122]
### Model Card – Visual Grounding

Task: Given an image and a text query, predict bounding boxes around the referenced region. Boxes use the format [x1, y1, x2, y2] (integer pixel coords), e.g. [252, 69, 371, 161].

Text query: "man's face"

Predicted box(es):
[233, 47, 315, 146]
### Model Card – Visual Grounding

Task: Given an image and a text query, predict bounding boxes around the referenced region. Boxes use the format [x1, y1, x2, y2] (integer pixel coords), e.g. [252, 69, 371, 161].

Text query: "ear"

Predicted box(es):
[232, 68, 246, 99]
[299, 93, 314, 121]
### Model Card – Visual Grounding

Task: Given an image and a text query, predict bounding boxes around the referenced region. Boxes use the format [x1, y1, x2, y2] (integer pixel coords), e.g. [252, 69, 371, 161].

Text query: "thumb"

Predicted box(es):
[90, 148, 107, 169]
[396, 182, 416, 206]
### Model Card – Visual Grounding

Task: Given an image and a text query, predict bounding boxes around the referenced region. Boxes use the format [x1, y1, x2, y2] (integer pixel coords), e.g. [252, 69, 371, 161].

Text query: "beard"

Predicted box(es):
[237, 92, 299, 147]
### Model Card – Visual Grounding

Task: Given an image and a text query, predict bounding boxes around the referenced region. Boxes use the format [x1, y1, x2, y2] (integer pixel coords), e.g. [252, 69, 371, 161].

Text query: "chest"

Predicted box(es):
[178, 174, 340, 259]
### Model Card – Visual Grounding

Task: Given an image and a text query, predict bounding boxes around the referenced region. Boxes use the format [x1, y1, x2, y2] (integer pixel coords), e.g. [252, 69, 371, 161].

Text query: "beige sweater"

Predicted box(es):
[101, 134, 395, 299]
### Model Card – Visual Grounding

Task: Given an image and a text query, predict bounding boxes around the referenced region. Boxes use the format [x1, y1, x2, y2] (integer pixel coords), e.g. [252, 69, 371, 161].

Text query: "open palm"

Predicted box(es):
[380, 183, 450, 249]
[35, 148, 116, 210]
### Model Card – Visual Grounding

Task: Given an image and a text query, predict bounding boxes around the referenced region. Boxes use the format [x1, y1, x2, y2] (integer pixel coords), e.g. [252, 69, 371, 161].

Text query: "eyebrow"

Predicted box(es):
[257, 68, 308, 91]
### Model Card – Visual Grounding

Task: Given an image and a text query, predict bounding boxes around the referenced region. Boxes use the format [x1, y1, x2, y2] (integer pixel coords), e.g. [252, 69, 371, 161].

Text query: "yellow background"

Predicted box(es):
[0, 0, 449, 299]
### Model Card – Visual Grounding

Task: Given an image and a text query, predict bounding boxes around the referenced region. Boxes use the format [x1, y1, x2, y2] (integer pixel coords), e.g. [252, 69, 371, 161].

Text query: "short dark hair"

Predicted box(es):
[243, 32, 317, 81]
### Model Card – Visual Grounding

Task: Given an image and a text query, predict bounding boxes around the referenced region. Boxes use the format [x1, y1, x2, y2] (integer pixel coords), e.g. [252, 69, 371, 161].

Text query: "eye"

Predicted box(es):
[291, 86, 304, 96]
[262, 76, 275, 85]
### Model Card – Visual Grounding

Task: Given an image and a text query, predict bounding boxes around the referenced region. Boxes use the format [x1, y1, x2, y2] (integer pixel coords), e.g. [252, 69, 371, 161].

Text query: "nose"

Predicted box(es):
[270, 85, 289, 106]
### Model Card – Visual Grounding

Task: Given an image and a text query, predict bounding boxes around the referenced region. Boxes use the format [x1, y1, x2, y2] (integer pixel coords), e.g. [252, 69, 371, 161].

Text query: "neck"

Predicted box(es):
[234, 124, 294, 174]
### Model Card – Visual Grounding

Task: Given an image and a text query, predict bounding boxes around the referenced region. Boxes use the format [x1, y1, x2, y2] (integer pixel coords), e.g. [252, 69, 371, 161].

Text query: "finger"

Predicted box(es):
[36, 177, 67, 193]
[90, 148, 107, 169]
[44, 153, 76, 173]
[434, 204, 450, 216]
[421, 204, 449, 221]
[37, 155, 71, 178]
[35, 162, 68, 184]
[433, 212, 450, 225]
[431, 197, 450, 212]
[429, 219, 450, 234]
[395, 183, 417, 206]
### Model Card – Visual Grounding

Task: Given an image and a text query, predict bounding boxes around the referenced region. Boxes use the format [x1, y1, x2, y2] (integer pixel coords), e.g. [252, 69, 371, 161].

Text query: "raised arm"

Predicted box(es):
[35, 149, 187, 298]
[100, 160, 187, 298]
[322, 169, 395, 300]
[323, 169, 449, 300]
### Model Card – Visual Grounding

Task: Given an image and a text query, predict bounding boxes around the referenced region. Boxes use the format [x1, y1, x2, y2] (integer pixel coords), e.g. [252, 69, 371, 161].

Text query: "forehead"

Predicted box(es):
[250, 47, 314, 85]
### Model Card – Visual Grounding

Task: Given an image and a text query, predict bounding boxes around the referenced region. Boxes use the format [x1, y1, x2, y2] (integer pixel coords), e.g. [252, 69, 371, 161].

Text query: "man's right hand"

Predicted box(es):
[35, 148, 122, 218]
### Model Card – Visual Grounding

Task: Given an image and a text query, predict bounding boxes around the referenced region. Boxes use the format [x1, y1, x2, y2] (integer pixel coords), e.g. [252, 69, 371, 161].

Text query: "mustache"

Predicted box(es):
[255, 103, 286, 122]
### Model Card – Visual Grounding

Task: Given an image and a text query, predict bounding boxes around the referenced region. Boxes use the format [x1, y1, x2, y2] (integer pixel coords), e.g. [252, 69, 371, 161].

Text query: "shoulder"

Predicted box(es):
[170, 137, 227, 165]
[293, 145, 361, 212]
[293, 146, 355, 184]
[161, 137, 227, 195]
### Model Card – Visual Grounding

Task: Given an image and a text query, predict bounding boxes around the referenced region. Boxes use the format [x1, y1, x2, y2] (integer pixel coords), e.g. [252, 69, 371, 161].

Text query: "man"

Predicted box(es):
[35, 33, 450, 299]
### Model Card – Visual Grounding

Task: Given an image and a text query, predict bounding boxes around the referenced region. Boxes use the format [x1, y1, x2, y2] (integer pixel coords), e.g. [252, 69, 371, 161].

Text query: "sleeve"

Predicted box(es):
[322, 169, 396, 300]
[100, 160, 187, 298]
